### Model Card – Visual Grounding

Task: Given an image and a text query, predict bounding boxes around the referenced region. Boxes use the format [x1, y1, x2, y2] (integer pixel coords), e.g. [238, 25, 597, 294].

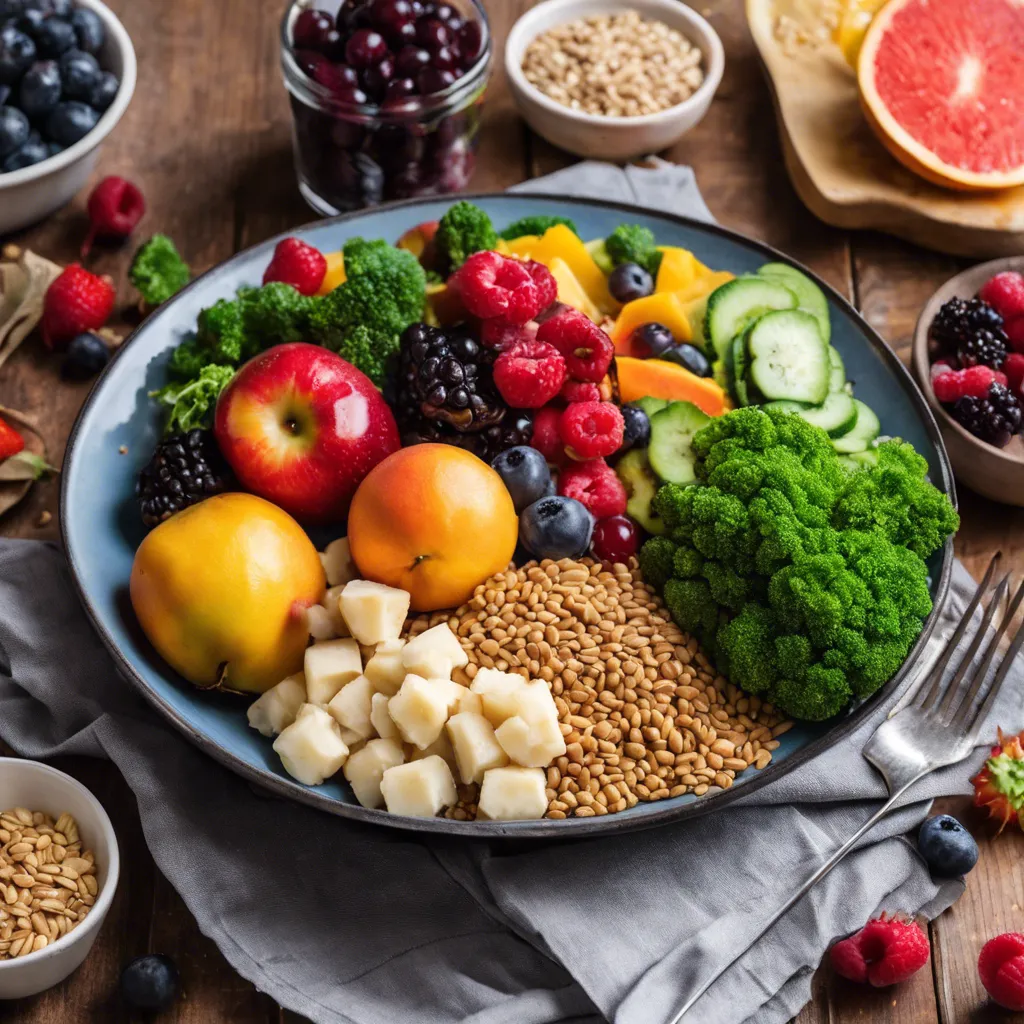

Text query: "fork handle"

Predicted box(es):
[665, 788, 908, 1024]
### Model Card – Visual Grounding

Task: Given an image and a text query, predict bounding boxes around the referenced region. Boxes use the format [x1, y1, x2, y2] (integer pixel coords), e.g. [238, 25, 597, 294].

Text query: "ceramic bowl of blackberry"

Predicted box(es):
[912, 256, 1024, 507]
[280, 0, 491, 215]
[0, 0, 136, 234]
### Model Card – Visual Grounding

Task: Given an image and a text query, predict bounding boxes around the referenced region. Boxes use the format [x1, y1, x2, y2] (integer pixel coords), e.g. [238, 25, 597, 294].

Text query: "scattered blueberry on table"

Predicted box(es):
[917, 814, 979, 878]
[119, 953, 180, 1012]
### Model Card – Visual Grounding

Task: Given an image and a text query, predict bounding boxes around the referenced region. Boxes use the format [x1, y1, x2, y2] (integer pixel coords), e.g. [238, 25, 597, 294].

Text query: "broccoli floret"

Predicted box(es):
[638, 536, 678, 591]
[129, 235, 190, 306]
[167, 336, 218, 381]
[498, 215, 579, 241]
[150, 364, 235, 436]
[605, 223, 662, 277]
[435, 201, 497, 271]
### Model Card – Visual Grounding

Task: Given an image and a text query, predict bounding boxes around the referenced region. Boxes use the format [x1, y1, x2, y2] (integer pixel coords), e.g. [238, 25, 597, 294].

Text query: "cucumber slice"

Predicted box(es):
[745, 310, 829, 404]
[732, 333, 751, 407]
[828, 347, 846, 393]
[647, 401, 711, 486]
[616, 450, 666, 535]
[847, 448, 880, 468]
[758, 262, 831, 343]
[585, 238, 614, 276]
[764, 391, 857, 437]
[704, 277, 797, 362]
[632, 396, 670, 419]
[832, 400, 881, 454]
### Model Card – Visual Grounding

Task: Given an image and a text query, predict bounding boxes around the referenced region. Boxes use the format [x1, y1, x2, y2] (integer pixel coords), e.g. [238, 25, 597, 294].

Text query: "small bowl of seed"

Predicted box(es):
[505, 0, 724, 161]
[0, 759, 119, 1000]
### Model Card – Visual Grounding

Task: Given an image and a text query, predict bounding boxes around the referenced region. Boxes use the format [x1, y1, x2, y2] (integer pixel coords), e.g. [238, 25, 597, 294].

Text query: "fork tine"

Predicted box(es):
[917, 552, 1002, 712]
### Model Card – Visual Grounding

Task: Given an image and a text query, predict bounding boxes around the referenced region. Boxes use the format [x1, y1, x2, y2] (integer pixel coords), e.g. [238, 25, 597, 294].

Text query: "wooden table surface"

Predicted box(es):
[1, 0, 1022, 1020]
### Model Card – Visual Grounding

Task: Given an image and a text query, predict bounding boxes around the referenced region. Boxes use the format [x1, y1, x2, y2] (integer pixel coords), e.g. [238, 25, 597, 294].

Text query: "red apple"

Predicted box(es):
[214, 343, 400, 525]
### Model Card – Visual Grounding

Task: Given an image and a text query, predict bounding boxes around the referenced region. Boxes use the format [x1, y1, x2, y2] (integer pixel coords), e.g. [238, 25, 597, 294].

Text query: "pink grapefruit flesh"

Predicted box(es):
[858, 0, 1024, 191]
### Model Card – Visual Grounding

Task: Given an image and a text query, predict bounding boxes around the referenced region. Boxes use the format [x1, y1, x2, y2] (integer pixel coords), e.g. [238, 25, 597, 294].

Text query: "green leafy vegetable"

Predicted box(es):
[434, 201, 497, 271]
[605, 223, 662, 278]
[150, 364, 236, 436]
[130, 235, 190, 306]
[498, 215, 579, 241]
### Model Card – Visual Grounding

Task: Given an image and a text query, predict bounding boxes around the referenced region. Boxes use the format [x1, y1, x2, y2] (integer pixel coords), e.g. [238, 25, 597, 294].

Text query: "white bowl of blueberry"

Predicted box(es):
[0, 0, 135, 234]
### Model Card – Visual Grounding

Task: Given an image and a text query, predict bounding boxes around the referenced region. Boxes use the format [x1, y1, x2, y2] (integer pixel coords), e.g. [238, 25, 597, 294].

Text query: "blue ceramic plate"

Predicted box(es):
[61, 194, 955, 838]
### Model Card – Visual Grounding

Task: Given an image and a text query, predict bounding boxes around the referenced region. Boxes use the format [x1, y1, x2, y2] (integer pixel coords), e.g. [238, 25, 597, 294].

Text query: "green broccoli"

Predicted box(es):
[150, 364, 236, 436]
[498, 215, 579, 241]
[605, 223, 662, 277]
[130, 235, 190, 306]
[641, 407, 958, 721]
[434, 201, 497, 271]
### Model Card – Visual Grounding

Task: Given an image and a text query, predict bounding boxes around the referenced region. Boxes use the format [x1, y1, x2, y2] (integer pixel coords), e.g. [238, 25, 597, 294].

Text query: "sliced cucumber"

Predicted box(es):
[832, 399, 881, 454]
[647, 401, 711, 486]
[828, 346, 846, 393]
[745, 309, 829, 404]
[616, 450, 666, 535]
[757, 262, 831, 343]
[847, 448, 880, 468]
[704, 276, 797, 362]
[764, 391, 857, 437]
[585, 238, 614, 276]
[632, 396, 670, 419]
[732, 333, 751, 407]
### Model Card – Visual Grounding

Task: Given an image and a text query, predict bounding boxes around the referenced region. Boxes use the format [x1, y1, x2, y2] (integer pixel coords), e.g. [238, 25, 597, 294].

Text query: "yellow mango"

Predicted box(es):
[494, 238, 512, 256]
[611, 292, 693, 355]
[524, 225, 618, 315]
[547, 257, 600, 322]
[316, 251, 346, 296]
[504, 235, 539, 259]
[655, 247, 703, 295]
[676, 269, 735, 304]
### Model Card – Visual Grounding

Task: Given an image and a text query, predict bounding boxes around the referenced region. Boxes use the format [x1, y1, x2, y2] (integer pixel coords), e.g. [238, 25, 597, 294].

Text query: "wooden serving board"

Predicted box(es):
[745, 0, 1024, 258]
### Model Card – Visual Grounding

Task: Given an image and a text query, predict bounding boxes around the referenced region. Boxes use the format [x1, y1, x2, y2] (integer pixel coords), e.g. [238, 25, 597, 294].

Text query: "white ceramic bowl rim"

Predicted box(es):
[0, 0, 137, 190]
[0, 758, 120, 972]
[504, 0, 725, 128]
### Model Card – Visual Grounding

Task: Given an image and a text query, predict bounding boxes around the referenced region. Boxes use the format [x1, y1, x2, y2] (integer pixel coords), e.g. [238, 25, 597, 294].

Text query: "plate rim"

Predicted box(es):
[59, 190, 956, 839]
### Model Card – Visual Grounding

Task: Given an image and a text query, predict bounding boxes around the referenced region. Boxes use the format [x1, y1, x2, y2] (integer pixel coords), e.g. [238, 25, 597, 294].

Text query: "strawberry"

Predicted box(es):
[262, 237, 327, 296]
[971, 728, 1024, 834]
[978, 933, 1024, 1011]
[829, 913, 930, 986]
[42, 265, 116, 350]
[0, 415, 25, 461]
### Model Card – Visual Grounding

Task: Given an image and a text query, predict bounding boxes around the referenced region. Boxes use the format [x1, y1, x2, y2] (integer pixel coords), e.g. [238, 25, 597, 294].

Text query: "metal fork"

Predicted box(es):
[667, 553, 1024, 1023]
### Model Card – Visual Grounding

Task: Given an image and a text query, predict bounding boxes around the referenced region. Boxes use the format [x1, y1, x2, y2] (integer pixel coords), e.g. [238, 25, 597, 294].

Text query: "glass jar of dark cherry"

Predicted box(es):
[280, 0, 491, 214]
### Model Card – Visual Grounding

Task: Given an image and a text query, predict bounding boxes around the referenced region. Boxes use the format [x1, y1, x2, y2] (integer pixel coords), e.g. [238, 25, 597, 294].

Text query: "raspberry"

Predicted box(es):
[558, 458, 627, 518]
[1005, 352, 1024, 396]
[1006, 315, 1024, 354]
[536, 308, 614, 382]
[522, 260, 557, 312]
[82, 176, 145, 258]
[560, 380, 602, 403]
[829, 914, 930, 987]
[263, 237, 327, 296]
[530, 406, 564, 463]
[963, 365, 1006, 398]
[480, 318, 537, 352]
[492, 340, 566, 408]
[559, 401, 624, 460]
[42, 264, 116, 350]
[0, 415, 25, 462]
[930, 360, 954, 380]
[932, 370, 964, 404]
[453, 251, 541, 324]
[979, 272, 1024, 322]
[978, 933, 1024, 1011]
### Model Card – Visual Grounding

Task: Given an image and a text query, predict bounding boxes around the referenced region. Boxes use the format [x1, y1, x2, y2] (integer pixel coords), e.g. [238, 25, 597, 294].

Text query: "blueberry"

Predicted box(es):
[630, 321, 674, 357]
[119, 954, 180, 1012]
[620, 404, 651, 451]
[70, 8, 103, 53]
[33, 14, 73, 56]
[58, 47, 97, 98]
[61, 332, 109, 379]
[0, 83, 8, 105]
[0, 1, 24, 18]
[44, 137, 59, 154]
[14, 7, 44, 35]
[1, 131, 45, 169]
[917, 814, 978, 878]
[0, 103, 27, 156]
[18, 58, 60, 116]
[519, 495, 593, 560]
[661, 342, 711, 378]
[85, 69, 116, 110]
[42, 0, 72, 16]
[608, 262, 654, 304]
[491, 445, 552, 513]
[0, 25, 36, 84]
[44, 99, 96, 144]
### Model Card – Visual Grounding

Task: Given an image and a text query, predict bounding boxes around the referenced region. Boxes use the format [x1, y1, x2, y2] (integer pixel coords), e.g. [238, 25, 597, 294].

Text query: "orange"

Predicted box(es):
[347, 445, 518, 612]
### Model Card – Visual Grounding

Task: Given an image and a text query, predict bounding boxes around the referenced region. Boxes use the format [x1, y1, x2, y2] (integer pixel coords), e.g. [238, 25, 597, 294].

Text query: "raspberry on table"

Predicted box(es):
[558, 458, 627, 518]
[560, 379, 602, 403]
[492, 340, 566, 408]
[979, 271, 1024, 323]
[522, 259, 557, 311]
[536, 308, 614, 382]
[41, 263, 116, 350]
[263, 237, 327, 296]
[452, 250, 542, 323]
[559, 400, 624, 460]
[480, 317, 537, 352]
[829, 913, 930, 987]
[530, 405, 565, 464]
[978, 933, 1024, 1012]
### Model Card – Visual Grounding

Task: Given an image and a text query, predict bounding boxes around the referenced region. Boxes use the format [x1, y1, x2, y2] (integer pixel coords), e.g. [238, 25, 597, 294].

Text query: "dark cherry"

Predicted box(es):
[336, 1, 371, 32]
[321, 27, 347, 61]
[383, 75, 417, 101]
[434, 3, 459, 21]
[362, 55, 394, 97]
[458, 21, 483, 64]
[591, 516, 640, 563]
[431, 45, 456, 70]
[368, 0, 412, 36]
[345, 27, 388, 68]
[294, 48, 328, 78]
[415, 17, 450, 51]
[334, 63, 360, 87]
[293, 9, 335, 49]
[441, 13, 464, 34]
[312, 61, 359, 93]
[394, 44, 430, 76]
[417, 66, 454, 93]
[333, 83, 369, 105]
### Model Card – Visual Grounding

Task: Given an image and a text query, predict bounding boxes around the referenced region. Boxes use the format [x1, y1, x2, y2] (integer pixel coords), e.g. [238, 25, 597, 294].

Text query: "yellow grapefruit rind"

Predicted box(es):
[857, 0, 1024, 192]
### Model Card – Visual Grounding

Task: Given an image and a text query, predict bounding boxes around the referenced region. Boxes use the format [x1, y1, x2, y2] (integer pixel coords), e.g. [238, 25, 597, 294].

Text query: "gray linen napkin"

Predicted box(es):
[1, 163, 1021, 1024]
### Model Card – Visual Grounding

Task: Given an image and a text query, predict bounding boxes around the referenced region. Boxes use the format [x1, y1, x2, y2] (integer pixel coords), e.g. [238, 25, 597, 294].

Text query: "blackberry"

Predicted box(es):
[930, 297, 1008, 369]
[951, 383, 1022, 449]
[400, 410, 534, 462]
[137, 430, 232, 528]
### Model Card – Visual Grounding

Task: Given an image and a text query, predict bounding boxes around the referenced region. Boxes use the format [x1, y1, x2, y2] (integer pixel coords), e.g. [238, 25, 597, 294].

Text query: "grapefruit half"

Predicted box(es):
[858, 0, 1024, 191]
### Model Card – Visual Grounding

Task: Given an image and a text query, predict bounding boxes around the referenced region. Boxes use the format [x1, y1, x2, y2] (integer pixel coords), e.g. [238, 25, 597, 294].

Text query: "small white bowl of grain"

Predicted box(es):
[505, 0, 724, 162]
[0, 759, 119, 1000]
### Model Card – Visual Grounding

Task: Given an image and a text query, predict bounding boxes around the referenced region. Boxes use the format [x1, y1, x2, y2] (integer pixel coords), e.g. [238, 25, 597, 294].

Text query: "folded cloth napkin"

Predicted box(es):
[1, 163, 1021, 1024]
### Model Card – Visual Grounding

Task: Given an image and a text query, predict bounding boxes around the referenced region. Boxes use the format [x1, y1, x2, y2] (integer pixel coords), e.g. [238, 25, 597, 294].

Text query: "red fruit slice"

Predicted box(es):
[858, 0, 1024, 191]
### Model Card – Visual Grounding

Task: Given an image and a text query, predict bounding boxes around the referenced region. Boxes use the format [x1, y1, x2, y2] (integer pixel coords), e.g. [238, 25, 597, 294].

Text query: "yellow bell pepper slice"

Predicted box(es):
[316, 251, 346, 296]
[547, 257, 601, 322]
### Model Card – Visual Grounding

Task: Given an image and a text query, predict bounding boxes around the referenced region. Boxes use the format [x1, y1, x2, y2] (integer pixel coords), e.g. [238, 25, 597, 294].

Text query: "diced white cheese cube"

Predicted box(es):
[272, 703, 349, 786]
[304, 638, 363, 705]
[450, 684, 482, 716]
[326, 674, 375, 739]
[324, 584, 349, 637]
[478, 766, 548, 820]
[321, 537, 356, 587]
[507, 679, 561, 724]
[306, 605, 338, 642]
[340, 579, 410, 645]
[343, 738, 404, 808]
[446, 712, 509, 785]
[246, 673, 306, 738]
[388, 674, 451, 750]
[494, 713, 567, 768]
[470, 668, 530, 726]
[370, 691, 399, 739]
[364, 639, 407, 696]
[402, 623, 468, 679]
[380, 755, 457, 817]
